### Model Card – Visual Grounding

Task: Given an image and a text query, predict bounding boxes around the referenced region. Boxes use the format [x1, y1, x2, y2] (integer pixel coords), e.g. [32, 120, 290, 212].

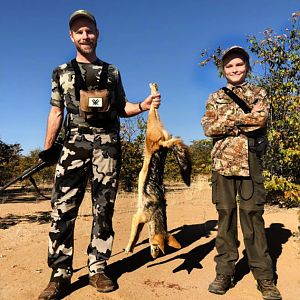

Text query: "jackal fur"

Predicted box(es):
[125, 83, 192, 259]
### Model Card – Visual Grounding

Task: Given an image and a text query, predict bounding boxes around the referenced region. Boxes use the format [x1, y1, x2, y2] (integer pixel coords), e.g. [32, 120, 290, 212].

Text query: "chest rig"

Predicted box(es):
[71, 59, 111, 122]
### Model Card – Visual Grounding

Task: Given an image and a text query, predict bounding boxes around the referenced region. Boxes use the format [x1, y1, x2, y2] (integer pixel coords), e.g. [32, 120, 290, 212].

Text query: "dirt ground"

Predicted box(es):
[0, 177, 299, 300]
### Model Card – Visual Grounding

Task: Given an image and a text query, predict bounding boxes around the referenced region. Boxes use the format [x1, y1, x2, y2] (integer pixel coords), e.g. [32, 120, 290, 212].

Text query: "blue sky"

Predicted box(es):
[0, 0, 299, 154]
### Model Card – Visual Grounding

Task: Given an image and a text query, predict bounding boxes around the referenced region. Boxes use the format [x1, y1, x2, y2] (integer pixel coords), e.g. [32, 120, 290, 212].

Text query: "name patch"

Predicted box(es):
[88, 97, 103, 108]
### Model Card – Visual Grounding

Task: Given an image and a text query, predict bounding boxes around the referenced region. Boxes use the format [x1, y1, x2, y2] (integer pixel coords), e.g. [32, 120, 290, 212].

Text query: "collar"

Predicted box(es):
[76, 58, 103, 65]
[226, 81, 249, 92]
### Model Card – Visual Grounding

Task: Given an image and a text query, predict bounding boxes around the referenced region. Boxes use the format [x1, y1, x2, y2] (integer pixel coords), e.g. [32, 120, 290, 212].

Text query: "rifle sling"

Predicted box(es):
[221, 87, 251, 113]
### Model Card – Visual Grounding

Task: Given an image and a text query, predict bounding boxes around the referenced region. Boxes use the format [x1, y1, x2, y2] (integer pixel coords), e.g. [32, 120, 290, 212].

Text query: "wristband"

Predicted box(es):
[138, 102, 143, 112]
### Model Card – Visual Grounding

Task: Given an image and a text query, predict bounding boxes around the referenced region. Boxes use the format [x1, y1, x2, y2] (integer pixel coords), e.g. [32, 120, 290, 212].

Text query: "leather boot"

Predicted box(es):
[257, 279, 282, 300]
[89, 272, 115, 293]
[208, 274, 235, 295]
[38, 278, 70, 300]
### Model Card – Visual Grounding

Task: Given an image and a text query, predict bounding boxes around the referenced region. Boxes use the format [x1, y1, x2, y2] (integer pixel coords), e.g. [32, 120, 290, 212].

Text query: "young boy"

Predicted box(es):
[201, 46, 281, 300]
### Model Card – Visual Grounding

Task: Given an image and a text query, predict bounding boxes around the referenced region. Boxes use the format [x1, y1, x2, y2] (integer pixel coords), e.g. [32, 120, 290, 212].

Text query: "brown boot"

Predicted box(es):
[89, 272, 115, 293]
[38, 278, 70, 300]
[208, 274, 235, 295]
[257, 279, 282, 300]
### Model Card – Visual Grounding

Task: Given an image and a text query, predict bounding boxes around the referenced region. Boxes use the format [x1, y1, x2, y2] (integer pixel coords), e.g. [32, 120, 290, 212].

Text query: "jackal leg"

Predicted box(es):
[137, 156, 151, 198]
[167, 234, 181, 249]
[158, 137, 182, 149]
[125, 211, 147, 254]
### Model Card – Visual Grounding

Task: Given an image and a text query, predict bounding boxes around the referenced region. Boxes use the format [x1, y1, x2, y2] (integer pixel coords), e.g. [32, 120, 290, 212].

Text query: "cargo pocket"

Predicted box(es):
[211, 171, 218, 204]
[252, 174, 266, 205]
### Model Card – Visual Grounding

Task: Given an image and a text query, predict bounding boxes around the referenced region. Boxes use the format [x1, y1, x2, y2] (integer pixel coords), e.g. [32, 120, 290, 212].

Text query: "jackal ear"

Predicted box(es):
[167, 234, 181, 249]
[152, 234, 165, 254]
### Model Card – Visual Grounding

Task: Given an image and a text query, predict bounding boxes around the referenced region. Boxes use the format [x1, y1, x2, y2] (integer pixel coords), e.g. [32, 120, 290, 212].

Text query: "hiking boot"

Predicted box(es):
[89, 272, 115, 293]
[208, 274, 235, 295]
[257, 279, 282, 300]
[38, 278, 70, 300]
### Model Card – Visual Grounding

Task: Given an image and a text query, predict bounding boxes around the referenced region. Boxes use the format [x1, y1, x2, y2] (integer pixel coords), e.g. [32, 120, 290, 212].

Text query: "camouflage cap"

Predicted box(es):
[221, 45, 249, 63]
[69, 9, 97, 28]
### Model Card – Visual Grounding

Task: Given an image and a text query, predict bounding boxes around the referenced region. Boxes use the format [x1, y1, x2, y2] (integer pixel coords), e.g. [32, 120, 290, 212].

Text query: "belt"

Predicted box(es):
[70, 124, 119, 135]
[70, 126, 100, 134]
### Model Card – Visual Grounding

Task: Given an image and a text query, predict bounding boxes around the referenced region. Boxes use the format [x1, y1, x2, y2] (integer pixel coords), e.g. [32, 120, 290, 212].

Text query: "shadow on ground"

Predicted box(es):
[0, 187, 52, 204]
[62, 220, 217, 297]
[234, 222, 292, 284]
[147, 221, 217, 273]
[0, 211, 51, 229]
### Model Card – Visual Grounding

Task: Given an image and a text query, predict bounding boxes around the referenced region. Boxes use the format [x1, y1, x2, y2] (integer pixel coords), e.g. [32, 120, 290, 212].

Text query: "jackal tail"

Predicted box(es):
[171, 140, 192, 186]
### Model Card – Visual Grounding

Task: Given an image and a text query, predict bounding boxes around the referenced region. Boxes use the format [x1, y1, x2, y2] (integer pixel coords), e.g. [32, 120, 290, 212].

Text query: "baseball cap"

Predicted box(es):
[220, 46, 251, 75]
[69, 9, 97, 28]
[221, 46, 249, 63]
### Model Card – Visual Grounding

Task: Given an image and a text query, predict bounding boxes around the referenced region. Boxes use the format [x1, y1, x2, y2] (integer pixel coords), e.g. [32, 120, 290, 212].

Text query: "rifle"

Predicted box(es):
[0, 141, 63, 200]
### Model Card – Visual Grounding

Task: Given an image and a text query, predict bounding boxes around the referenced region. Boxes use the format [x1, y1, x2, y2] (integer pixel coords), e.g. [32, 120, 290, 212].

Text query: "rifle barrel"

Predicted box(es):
[0, 160, 47, 192]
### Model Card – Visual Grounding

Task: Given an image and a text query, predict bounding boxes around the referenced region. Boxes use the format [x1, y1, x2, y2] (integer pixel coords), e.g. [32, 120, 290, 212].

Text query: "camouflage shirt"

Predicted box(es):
[201, 82, 269, 177]
[50, 59, 128, 129]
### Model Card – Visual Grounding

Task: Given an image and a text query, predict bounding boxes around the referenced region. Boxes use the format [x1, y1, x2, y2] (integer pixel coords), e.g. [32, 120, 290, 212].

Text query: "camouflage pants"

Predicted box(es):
[48, 127, 121, 280]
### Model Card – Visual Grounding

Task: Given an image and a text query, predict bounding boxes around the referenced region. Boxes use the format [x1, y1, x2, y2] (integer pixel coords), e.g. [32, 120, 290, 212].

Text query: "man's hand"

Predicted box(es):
[140, 93, 161, 111]
[251, 101, 264, 113]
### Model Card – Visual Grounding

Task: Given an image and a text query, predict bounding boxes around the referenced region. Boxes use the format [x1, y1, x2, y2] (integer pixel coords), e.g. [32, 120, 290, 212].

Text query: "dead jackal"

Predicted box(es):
[125, 83, 192, 259]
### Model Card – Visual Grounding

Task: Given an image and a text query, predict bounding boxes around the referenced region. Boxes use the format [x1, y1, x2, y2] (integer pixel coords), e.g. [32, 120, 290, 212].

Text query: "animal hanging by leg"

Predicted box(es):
[125, 83, 192, 259]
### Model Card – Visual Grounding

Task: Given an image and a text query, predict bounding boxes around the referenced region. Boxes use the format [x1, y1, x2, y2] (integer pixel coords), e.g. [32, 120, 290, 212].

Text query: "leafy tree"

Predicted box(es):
[199, 12, 300, 206]
[0, 139, 22, 185]
[164, 145, 185, 182]
[189, 139, 213, 176]
[0, 139, 22, 164]
[248, 13, 300, 206]
[119, 116, 146, 191]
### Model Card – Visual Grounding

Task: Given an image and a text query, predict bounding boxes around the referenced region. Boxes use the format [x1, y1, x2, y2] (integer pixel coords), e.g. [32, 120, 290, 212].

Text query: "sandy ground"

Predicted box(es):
[0, 177, 300, 300]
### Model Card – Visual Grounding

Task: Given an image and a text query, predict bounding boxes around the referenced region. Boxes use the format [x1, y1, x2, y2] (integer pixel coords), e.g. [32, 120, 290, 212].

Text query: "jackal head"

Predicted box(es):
[150, 233, 181, 259]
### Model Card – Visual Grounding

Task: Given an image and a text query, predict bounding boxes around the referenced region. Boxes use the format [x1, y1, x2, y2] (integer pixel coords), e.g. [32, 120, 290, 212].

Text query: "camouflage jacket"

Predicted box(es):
[50, 58, 128, 129]
[201, 82, 269, 177]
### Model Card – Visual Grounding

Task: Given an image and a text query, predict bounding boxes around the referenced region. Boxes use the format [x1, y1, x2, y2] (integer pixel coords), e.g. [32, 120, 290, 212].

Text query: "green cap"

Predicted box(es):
[69, 9, 97, 28]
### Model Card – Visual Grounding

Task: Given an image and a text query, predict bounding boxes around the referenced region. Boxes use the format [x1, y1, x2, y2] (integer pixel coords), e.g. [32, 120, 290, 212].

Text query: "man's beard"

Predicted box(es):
[75, 41, 97, 56]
